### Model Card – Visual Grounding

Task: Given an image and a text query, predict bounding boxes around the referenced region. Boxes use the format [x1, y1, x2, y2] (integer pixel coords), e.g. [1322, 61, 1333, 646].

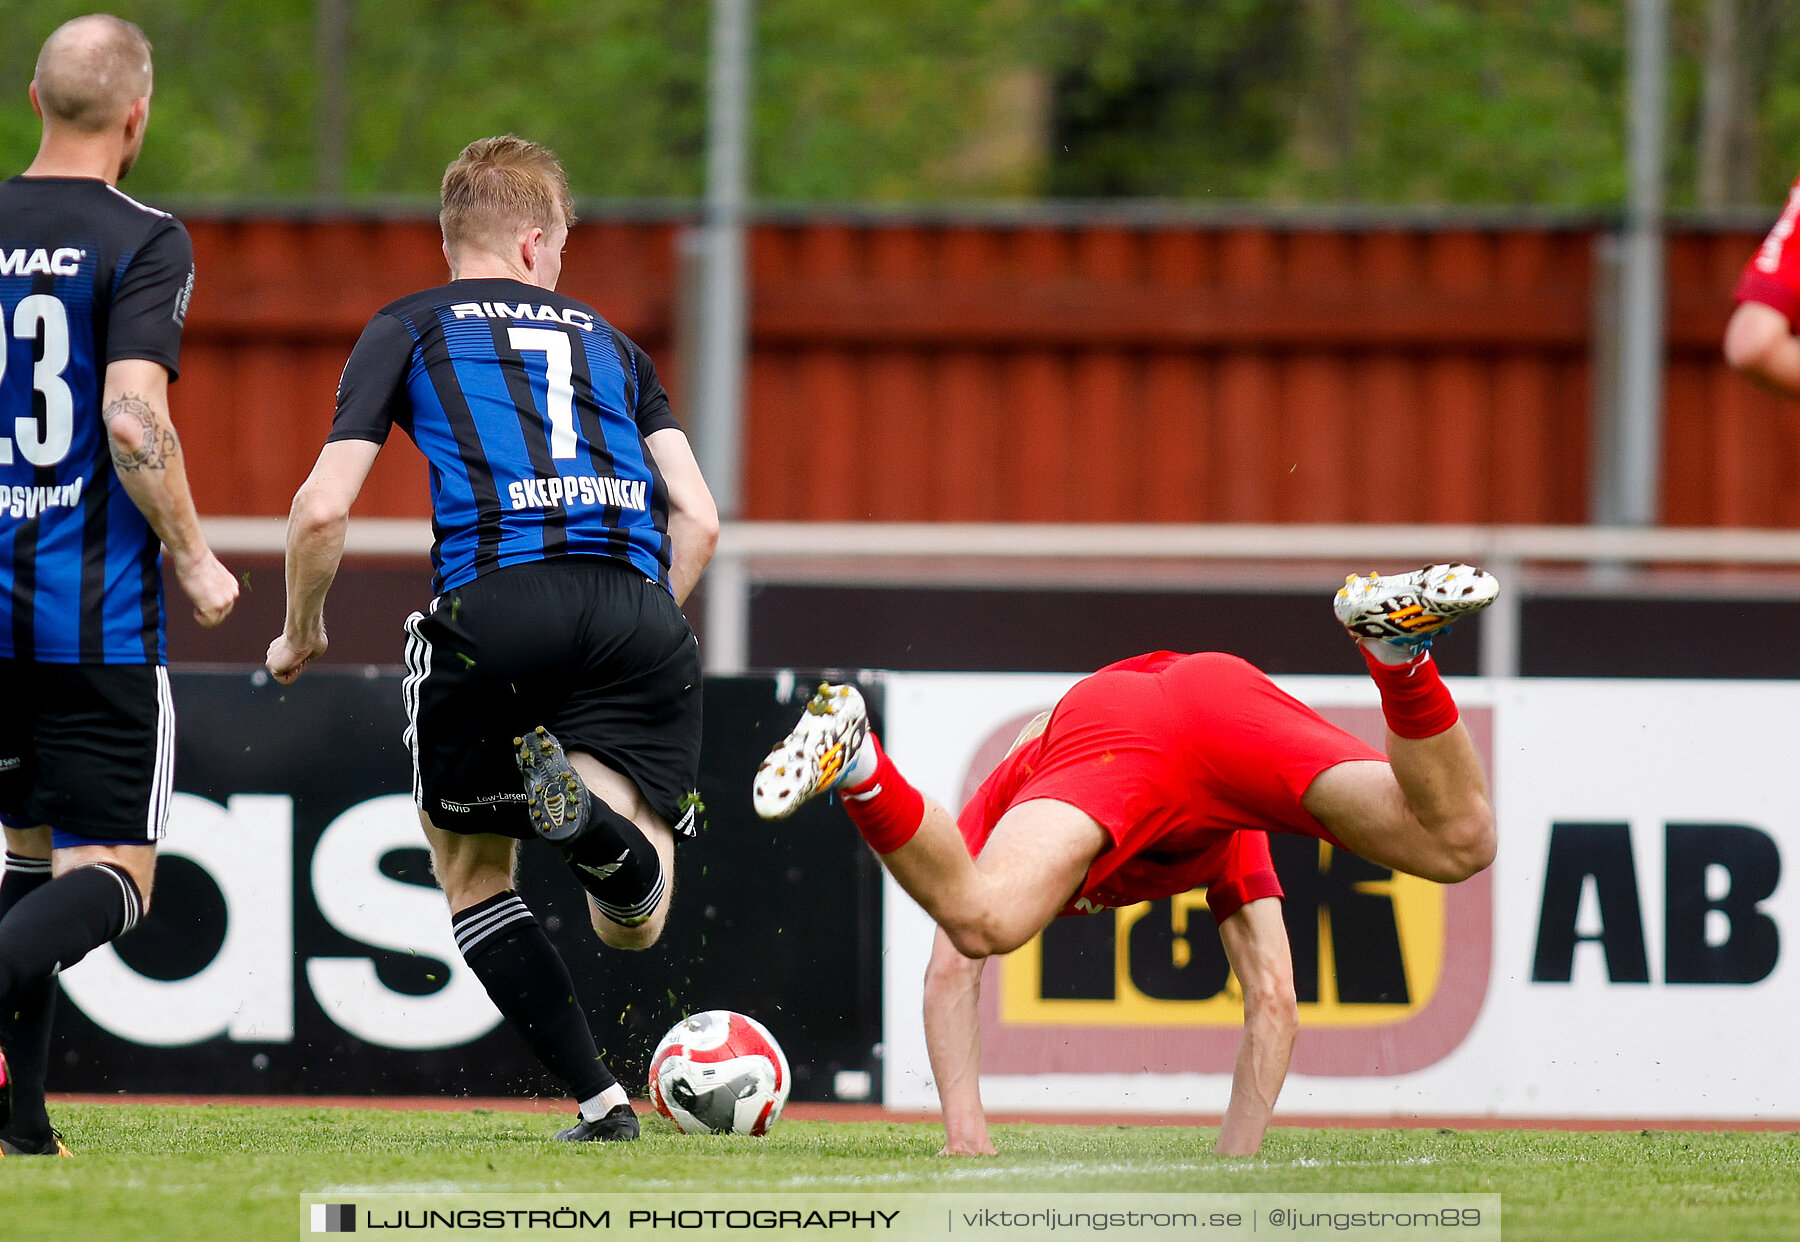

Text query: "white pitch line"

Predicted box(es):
[772, 1159, 1214, 1188]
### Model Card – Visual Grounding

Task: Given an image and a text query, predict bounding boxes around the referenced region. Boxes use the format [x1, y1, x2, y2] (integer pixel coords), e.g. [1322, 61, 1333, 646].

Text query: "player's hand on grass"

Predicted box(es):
[176, 549, 239, 627]
[266, 627, 327, 684]
[939, 1138, 998, 1157]
[939, 1114, 997, 1157]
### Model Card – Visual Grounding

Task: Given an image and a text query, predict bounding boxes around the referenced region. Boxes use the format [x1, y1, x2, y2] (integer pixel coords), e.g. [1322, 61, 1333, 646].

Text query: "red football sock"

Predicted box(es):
[839, 733, 925, 855]
[1361, 644, 1460, 739]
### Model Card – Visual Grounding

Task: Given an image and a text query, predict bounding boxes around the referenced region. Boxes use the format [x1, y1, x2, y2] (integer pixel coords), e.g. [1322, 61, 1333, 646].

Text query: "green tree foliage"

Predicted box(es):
[1274, 1, 1628, 207]
[1762, 13, 1800, 194]
[1667, 0, 1800, 208]
[1, 1, 320, 200]
[754, 0, 1010, 200]
[1040, 0, 1306, 200]
[1, 1, 715, 202]
[5, 0, 1800, 208]
[4, 0, 1005, 204]
[339, 0, 711, 201]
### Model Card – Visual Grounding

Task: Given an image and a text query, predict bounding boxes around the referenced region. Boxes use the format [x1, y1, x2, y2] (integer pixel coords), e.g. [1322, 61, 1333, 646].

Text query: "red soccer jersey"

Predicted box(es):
[1735, 173, 1800, 321]
[956, 651, 1383, 924]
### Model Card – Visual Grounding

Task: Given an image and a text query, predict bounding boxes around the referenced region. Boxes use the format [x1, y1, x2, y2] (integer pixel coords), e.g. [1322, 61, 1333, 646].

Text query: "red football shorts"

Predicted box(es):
[957, 651, 1385, 921]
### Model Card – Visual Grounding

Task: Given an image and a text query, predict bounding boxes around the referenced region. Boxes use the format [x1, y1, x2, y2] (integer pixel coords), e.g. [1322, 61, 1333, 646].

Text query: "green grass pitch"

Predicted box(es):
[1, 1105, 1796, 1242]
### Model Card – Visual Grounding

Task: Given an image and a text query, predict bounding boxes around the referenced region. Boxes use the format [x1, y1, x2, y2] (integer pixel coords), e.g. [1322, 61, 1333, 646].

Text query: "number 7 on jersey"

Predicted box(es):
[508, 326, 578, 460]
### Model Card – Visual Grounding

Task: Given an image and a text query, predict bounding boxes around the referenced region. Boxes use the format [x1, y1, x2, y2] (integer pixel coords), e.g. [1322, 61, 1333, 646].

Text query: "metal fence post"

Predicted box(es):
[1479, 558, 1523, 680]
[703, 549, 751, 674]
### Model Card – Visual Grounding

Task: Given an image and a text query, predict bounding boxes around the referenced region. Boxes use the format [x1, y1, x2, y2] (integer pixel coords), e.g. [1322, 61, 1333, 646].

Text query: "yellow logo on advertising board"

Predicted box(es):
[1001, 841, 1446, 1028]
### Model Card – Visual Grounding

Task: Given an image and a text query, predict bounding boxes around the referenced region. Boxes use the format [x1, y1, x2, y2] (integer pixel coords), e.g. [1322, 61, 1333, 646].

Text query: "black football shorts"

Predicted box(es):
[404, 555, 702, 840]
[0, 660, 175, 847]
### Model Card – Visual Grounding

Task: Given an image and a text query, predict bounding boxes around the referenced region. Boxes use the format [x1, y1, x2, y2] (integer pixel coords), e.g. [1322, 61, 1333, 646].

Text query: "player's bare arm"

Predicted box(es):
[644, 427, 719, 607]
[105, 393, 176, 471]
[1724, 300, 1800, 399]
[267, 439, 381, 683]
[1215, 897, 1297, 1156]
[101, 358, 237, 628]
[922, 927, 997, 1156]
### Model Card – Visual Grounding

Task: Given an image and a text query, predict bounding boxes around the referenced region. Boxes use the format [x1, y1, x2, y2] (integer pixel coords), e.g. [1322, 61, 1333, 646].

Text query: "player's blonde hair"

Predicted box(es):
[439, 135, 576, 259]
[34, 14, 153, 133]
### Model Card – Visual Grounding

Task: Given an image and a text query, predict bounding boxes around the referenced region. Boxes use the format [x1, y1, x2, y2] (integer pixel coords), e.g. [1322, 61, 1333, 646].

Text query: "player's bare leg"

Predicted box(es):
[937, 801, 1106, 955]
[422, 816, 636, 1141]
[1303, 736, 1493, 885]
[1305, 564, 1498, 883]
[755, 684, 1105, 957]
[564, 751, 676, 950]
[2, 827, 51, 868]
[422, 820, 518, 913]
[49, 842, 156, 905]
[760, 687, 1107, 1162]
[515, 728, 674, 950]
[866, 795, 1104, 958]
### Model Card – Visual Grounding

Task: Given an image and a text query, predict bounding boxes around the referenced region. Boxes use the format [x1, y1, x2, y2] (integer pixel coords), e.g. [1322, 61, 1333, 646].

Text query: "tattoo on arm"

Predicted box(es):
[105, 392, 180, 473]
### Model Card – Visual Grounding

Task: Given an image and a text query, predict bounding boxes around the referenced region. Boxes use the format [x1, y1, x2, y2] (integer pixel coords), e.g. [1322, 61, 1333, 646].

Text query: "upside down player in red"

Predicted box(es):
[754, 564, 1499, 1157]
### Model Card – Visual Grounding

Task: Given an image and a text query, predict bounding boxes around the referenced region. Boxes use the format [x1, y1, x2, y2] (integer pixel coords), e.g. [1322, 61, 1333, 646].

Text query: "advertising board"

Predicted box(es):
[881, 674, 1796, 1119]
[51, 671, 883, 1103]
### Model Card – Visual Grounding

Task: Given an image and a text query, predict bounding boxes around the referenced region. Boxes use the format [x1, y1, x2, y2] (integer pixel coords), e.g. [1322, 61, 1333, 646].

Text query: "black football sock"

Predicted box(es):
[0, 853, 54, 918]
[564, 802, 665, 927]
[0, 862, 140, 1004]
[451, 892, 617, 1104]
[0, 853, 56, 1140]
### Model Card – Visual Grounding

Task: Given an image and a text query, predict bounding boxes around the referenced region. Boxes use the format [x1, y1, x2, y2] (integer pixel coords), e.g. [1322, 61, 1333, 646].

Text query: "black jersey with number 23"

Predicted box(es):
[0, 176, 194, 664]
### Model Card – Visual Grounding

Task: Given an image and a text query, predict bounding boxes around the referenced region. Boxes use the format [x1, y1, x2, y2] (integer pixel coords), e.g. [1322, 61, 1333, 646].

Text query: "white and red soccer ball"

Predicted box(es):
[648, 1010, 791, 1136]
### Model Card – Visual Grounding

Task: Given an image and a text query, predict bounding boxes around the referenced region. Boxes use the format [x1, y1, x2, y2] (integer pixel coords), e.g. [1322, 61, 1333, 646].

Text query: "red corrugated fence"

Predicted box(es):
[173, 213, 1778, 526]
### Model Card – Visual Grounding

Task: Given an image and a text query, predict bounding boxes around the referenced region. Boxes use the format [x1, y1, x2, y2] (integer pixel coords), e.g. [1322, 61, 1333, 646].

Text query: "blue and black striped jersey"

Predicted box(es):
[330, 278, 682, 595]
[0, 176, 194, 664]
